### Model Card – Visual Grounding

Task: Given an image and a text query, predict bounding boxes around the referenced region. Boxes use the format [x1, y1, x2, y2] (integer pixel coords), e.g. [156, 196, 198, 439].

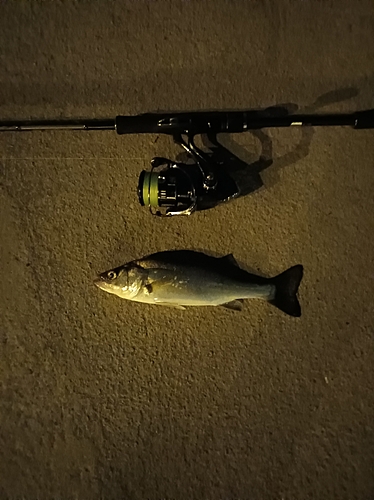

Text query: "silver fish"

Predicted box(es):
[94, 250, 303, 316]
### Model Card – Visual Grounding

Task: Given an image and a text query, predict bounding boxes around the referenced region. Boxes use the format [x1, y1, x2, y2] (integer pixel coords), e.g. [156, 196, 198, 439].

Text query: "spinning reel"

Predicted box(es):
[137, 133, 239, 216]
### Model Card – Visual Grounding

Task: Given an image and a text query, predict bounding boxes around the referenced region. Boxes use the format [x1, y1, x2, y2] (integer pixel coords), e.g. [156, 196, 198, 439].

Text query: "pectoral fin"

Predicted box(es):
[221, 300, 243, 311]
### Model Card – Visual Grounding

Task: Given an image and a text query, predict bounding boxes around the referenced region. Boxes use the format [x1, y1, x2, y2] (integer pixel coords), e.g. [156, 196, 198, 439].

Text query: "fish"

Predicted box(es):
[94, 250, 303, 316]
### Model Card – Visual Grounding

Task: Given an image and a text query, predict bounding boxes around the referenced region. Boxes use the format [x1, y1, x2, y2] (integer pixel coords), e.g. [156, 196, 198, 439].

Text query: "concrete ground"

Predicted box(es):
[1, 1, 374, 499]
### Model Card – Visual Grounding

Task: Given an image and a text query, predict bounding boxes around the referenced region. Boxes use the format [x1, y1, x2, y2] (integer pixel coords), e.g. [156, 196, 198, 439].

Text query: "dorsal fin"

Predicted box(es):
[220, 254, 239, 267]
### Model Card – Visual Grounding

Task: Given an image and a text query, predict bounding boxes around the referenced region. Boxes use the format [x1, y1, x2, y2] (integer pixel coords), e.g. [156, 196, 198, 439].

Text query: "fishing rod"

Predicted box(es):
[1, 108, 373, 216]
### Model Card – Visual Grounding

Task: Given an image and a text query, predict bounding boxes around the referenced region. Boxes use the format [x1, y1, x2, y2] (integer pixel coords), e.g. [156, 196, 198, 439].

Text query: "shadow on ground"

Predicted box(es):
[173, 87, 360, 210]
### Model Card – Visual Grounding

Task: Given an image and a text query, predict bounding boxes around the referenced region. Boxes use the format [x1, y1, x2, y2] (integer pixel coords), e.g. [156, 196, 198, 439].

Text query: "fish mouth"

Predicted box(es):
[94, 276, 109, 290]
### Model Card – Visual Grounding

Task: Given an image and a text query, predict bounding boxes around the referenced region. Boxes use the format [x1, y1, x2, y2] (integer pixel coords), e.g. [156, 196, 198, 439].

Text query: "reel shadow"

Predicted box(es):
[177, 87, 359, 206]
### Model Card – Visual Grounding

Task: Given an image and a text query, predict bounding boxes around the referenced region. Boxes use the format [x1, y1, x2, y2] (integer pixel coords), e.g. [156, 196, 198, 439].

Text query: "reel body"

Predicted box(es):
[137, 134, 240, 216]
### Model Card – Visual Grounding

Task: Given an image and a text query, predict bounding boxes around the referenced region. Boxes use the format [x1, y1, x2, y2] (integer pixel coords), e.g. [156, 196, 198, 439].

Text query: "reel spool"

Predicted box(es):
[138, 158, 197, 216]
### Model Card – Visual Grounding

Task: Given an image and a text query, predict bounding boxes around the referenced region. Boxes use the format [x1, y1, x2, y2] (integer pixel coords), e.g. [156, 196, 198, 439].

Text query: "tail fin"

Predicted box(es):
[270, 265, 303, 317]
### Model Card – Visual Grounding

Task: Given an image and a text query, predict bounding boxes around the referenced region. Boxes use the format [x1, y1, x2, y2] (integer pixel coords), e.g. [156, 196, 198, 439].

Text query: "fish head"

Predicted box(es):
[94, 263, 146, 299]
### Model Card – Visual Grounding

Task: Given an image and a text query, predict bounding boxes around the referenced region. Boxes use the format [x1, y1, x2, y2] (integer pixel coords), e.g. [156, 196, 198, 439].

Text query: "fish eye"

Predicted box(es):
[107, 271, 117, 280]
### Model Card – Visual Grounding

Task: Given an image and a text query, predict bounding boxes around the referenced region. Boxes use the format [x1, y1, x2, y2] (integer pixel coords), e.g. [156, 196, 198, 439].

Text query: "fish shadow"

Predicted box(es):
[175, 87, 359, 206]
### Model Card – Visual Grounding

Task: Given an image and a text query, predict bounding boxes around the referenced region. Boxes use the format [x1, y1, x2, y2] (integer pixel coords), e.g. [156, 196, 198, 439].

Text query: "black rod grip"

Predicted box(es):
[115, 112, 248, 135]
[115, 114, 164, 134]
[353, 109, 374, 129]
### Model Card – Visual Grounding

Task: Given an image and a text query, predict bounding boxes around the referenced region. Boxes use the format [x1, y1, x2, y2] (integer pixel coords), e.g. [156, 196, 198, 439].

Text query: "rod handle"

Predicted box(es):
[354, 109, 374, 129]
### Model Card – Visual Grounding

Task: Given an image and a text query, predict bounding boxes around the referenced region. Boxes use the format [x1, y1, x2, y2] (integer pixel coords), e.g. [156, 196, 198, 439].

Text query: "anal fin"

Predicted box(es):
[154, 302, 186, 310]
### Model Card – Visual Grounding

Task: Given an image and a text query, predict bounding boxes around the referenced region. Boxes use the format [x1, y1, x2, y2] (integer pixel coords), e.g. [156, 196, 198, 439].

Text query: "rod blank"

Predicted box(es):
[0, 119, 116, 132]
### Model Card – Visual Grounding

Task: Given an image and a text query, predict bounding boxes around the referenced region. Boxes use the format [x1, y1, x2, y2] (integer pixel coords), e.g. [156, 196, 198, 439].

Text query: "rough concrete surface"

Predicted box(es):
[1, 1, 374, 499]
